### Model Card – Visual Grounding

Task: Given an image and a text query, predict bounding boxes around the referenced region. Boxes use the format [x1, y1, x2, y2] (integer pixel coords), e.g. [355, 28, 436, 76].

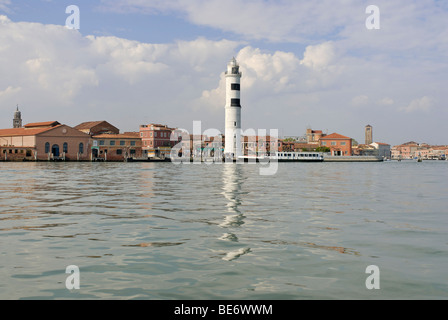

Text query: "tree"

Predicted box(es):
[316, 146, 330, 153]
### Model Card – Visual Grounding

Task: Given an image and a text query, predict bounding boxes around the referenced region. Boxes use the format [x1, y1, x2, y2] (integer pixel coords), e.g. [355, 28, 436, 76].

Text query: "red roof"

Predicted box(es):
[24, 121, 60, 128]
[0, 126, 60, 137]
[320, 133, 351, 140]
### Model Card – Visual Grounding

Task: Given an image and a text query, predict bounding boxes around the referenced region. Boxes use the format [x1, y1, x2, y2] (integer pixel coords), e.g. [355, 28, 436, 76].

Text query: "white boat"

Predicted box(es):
[238, 152, 324, 162]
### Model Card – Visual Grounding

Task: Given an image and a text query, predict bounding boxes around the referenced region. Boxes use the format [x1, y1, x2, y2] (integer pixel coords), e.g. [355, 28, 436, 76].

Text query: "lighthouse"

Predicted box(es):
[224, 57, 242, 158]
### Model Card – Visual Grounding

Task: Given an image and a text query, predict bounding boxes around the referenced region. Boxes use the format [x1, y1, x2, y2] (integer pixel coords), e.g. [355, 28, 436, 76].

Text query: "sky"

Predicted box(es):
[0, 0, 447, 145]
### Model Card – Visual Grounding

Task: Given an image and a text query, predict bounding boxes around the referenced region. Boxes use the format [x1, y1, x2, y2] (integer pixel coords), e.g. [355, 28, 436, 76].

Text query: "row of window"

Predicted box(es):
[278, 153, 320, 158]
[2, 149, 32, 156]
[321, 141, 347, 146]
[98, 140, 137, 146]
[140, 131, 171, 138]
[100, 149, 136, 155]
[45, 142, 84, 154]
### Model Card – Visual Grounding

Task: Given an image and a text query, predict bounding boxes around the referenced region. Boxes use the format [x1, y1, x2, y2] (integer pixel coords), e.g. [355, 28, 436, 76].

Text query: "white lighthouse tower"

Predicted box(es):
[224, 57, 242, 158]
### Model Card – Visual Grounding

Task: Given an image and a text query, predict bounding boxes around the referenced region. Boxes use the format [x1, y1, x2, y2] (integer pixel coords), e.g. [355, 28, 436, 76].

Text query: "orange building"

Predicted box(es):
[91, 132, 142, 161]
[319, 133, 353, 156]
[0, 121, 91, 161]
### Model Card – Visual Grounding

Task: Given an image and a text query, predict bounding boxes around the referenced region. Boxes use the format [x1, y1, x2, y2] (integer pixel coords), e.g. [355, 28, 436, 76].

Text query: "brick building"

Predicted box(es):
[140, 124, 179, 158]
[319, 133, 353, 156]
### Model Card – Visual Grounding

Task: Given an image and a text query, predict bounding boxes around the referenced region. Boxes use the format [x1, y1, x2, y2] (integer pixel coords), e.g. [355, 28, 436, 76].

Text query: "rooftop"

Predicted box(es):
[320, 133, 352, 140]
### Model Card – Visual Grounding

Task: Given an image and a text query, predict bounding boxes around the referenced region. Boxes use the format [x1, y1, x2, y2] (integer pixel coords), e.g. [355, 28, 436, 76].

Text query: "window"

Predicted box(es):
[63, 143, 68, 153]
[231, 99, 241, 107]
[79, 143, 84, 154]
[110, 141, 116, 146]
[131, 141, 136, 146]
[331, 142, 337, 146]
[116, 149, 123, 155]
[321, 141, 327, 146]
[45, 142, 50, 153]
[130, 149, 136, 155]
[99, 140, 105, 146]
[120, 141, 125, 146]
[234, 122, 237, 127]
[341, 142, 346, 146]
[231, 83, 240, 91]
[140, 132, 143, 137]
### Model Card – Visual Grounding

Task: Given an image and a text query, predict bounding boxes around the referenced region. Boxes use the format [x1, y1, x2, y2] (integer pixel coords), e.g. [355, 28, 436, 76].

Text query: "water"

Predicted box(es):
[0, 161, 447, 300]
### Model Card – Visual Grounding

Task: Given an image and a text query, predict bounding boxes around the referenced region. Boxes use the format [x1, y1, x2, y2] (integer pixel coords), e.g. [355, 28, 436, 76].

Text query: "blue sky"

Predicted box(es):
[1, 0, 447, 145]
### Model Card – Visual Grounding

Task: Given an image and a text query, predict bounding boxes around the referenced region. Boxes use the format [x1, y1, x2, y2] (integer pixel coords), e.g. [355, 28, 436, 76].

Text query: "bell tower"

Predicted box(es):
[13, 105, 22, 128]
[365, 125, 373, 145]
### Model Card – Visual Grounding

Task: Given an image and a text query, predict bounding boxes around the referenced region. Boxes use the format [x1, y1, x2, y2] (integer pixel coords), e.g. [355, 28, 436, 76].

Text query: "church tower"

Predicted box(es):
[365, 125, 373, 145]
[13, 105, 22, 128]
[224, 57, 242, 158]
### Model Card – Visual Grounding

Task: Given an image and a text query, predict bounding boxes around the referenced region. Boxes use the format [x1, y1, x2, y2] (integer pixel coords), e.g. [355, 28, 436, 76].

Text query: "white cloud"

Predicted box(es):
[351, 95, 369, 107]
[300, 42, 336, 70]
[0, 86, 21, 99]
[378, 97, 394, 106]
[400, 96, 434, 113]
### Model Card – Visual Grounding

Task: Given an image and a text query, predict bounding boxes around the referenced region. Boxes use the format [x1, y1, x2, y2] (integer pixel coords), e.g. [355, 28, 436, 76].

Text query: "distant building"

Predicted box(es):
[0, 121, 91, 161]
[319, 133, 353, 156]
[365, 125, 373, 145]
[75, 121, 119, 136]
[392, 142, 447, 160]
[306, 128, 326, 144]
[140, 124, 179, 158]
[243, 135, 279, 155]
[13, 106, 22, 128]
[92, 132, 142, 161]
[370, 142, 391, 158]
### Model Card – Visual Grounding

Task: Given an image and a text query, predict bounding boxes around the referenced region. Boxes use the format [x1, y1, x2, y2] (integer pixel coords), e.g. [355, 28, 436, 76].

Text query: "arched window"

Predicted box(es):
[45, 142, 50, 154]
[63, 143, 68, 153]
[79, 143, 84, 154]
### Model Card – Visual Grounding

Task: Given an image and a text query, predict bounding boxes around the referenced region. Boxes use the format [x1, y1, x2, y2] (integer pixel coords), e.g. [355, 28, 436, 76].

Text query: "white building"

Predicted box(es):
[370, 142, 391, 158]
[224, 57, 242, 158]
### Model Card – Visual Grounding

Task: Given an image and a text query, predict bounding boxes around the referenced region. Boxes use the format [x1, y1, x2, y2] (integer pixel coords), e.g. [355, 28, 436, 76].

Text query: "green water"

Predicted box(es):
[0, 161, 447, 299]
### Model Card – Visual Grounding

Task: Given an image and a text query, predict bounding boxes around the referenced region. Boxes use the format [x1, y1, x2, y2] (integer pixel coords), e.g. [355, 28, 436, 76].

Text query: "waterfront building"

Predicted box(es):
[319, 133, 353, 156]
[352, 144, 376, 156]
[91, 132, 142, 161]
[140, 124, 179, 158]
[224, 57, 243, 158]
[242, 136, 279, 156]
[392, 142, 448, 160]
[0, 121, 91, 161]
[370, 142, 391, 158]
